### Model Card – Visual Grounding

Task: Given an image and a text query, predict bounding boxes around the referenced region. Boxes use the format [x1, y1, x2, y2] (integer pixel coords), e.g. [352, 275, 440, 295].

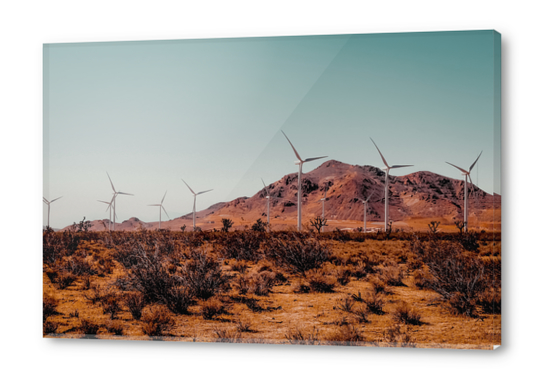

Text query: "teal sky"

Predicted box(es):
[43, 30, 501, 229]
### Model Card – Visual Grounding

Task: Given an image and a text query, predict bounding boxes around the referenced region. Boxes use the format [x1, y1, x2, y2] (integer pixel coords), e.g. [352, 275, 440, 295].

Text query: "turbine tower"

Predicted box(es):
[43, 196, 62, 229]
[261, 178, 283, 232]
[370, 138, 412, 232]
[148, 191, 170, 229]
[317, 185, 329, 232]
[361, 189, 375, 233]
[182, 179, 213, 231]
[106, 172, 134, 231]
[281, 131, 327, 231]
[446, 151, 483, 232]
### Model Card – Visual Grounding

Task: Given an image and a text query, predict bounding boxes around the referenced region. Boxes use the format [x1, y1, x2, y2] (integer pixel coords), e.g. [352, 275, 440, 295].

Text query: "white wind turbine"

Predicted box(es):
[261, 178, 284, 232]
[106, 172, 134, 231]
[317, 185, 329, 232]
[370, 138, 412, 232]
[361, 189, 376, 233]
[182, 179, 213, 231]
[97, 195, 116, 231]
[148, 191, 170, 230]
[446, 151, 483, 232]
[43, 196, 62, 229]
[281, 131, 327, 231]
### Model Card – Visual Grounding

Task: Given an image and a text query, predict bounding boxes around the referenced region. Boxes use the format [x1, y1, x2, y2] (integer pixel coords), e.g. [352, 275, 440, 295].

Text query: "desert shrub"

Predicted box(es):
[325, 325, 365, 344]
[412, 269, 435, 289]
[221, 218, 234, 232]
[163, 286, 194, 314]
[284, 326, 321, 345]
[251, 218, 267, 232]
[233, 274, 250, 295]
[411, 238, 486, 317]
[392, 301, 422, 325]
[102, 295, 122, 320]
[43, 295, 59, 322]
[306, 269, 336, 293]
[336, 296, 355, 313]
[84, 284, 106, 304]
[180, 249, 231, 299]
[55, 272, 77, 290]
[201, 298, 229, 320]
[335, 267, 351, 286]
[369, 276, 393, 295]
[379, 263, 405, 286]
[141, 305, 175, 337]
[456, 231, 480, 252]
[81, 275, 92, 290]
[364, 289, 385, 315]
[105, 322, 124, 336]
[79, 319, 100, 335]
[213, 327, 243, 342]
[69, 309, 80, 318]
[229, 260, 249, 273]
[264, 235, 330, 274]
[477, 288, 501, 314]
[43, 321, 59, 335]
[219, 232, 262, 261]
[249, 271, 275, 296]
[63, 256, 97, 276]
[383, 324, 415, 346]
[236, 319, 254, 333]
[124, 292, 146, 320]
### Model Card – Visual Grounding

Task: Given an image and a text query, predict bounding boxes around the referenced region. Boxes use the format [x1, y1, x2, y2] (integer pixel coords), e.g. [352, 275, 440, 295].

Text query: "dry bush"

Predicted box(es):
[364, 289, 386, 315]
[369, 276, 393, 295]
[79, 319, 100, 335]
[213, 327, 243, 342]
[105, 321, 124, 336]
[43, 295, 59, 322]
[164, 286, 194, 315]
[141, 305, 175, 337]
[264, 235, 331, 274]
[411, 238, 486, 317]
[84, 284, 106, 304]
[284, 326, 321, 345]
[123, 292, 146, 320]
[325, 325, 365, 344]
[236, 319, 254, 333]
[102, 295, 122, 320]
[412, 269, 435, 289]
[55, 272, 77, 290]
[201, 298, 229, 320]
[383, 324, 415, 346]
[337, 296, 369, 323]
[378, 263, 405, 286]
[477, 288, 501, 314]
[248, 271, 275, 296]
[306, 269, 336, 293]
[43, 321, 59, 335]
[293, 282, 311, 294]
[69, 310, 80, 318]
[180, 249, 231, 300]
[219, 232, 262, 261]
[233, 274, 250, 295]
[392, 301, 422, 325]
[229, 260, 249, 273]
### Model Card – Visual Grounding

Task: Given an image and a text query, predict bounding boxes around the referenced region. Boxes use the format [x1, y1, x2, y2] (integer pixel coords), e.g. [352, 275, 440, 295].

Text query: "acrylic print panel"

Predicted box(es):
[43, 30, 501, 349]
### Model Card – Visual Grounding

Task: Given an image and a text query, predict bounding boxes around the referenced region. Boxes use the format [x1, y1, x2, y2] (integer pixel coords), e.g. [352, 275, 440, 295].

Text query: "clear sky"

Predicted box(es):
[43, 30, 501, 229]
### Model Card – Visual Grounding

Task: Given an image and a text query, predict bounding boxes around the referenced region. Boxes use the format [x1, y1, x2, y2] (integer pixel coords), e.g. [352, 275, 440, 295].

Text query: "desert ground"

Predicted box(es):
[43, 223, 501, 349]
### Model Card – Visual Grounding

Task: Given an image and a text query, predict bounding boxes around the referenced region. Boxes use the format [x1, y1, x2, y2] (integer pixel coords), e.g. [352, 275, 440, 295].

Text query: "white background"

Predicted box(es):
[0, 1, 539, 378]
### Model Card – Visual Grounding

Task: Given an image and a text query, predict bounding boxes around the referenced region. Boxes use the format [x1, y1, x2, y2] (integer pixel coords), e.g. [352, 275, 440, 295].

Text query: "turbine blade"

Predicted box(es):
[97, 200, 109, 204]
[162, 206, 171, 220]
[446, 162, 469, 175]
[161, 191, 167, 204]
[281, 131, 303, 162]
[370, 138, 390, 169]
[148, 204, 161, 206]
[469, 151, 483, 172]
[182, 179, 196, 195]
[117, 192, 134, 196]
[197, 189, 213, 196]
[390, 164, 413, 169]
[261, 178, 269, 196]
[367, 189, 376, 202]
[50, 196, 63, 203]
[43, 198, 49, 204]
[106, 172, 116, 192]
[304, 156, 328, 163]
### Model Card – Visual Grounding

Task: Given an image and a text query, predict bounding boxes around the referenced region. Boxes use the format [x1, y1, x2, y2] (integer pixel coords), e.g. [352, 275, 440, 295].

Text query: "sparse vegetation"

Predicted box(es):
[42, 228, 500, 348]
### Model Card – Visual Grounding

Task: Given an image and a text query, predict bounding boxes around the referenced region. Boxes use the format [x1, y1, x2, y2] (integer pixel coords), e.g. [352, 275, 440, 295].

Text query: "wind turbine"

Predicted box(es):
[317, 185, 329, 232]
[261, 178, 283, 232]
[281, 131, 327, 231]
[97, 195, 115, 231]
[106, 172, 134, 231]
[43, 196, 62, 229]
[361, 189, 375, 233]
[370, 138, 412, 232]
[446, 151, 483, 232]
[148, 191, 170, 229]
[182, 179, 213, 231]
